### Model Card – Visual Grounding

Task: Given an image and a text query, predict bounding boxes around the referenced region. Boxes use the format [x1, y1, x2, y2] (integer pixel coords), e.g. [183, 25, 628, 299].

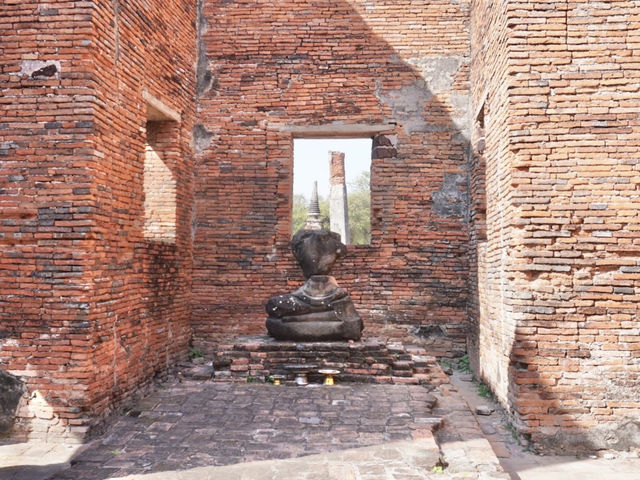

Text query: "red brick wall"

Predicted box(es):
[468, 0, 518, 411]
[471, 0, 640, 451]
[84, 0, 196, 430]
[5, 0, 637, 451]
[0, 0, 97, 442]
[0, 1, 196, 441]
[193, 0, 472, 356]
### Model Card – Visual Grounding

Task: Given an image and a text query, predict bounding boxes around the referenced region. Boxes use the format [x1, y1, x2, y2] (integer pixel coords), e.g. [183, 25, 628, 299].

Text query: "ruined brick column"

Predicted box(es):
[329, 151, 350, 244]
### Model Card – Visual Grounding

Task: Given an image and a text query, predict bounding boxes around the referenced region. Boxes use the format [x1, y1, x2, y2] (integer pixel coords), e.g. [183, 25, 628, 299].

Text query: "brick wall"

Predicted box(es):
[470, 0, 640, 451]
[4, 0, 637, 450]
[193, 0, 472, 357]
[82, 0, 196, 436]
[468, 0, 518, 411]
[0, 0, 196, 441]
[0, 0, 97, 442]
[144, 121, 180, 243]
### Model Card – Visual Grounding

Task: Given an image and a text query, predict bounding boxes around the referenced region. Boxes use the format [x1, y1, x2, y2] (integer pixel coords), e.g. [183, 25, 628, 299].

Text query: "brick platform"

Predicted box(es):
[212, 336, 449, 386]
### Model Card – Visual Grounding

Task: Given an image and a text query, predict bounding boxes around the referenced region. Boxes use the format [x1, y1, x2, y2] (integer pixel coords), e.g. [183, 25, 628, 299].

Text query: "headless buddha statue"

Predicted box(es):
[265, 229, 363, 341]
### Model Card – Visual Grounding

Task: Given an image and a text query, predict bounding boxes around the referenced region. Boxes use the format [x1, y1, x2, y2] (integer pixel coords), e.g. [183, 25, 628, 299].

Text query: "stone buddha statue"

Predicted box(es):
[265, 194, 363, 341]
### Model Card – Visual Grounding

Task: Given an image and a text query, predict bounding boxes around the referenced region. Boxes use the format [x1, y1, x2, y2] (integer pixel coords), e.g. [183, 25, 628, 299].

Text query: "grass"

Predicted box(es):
[439, 354, 471, 374]
[503, 422, 519, 442]
[476, 382, 494, 400]
[188, 347, 204, 360]
[444, 353, 493, 399]
[457, 354, 471, 373]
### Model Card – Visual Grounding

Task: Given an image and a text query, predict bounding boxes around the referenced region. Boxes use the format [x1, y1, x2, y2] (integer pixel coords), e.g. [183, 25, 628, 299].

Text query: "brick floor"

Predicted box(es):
[50, 381, 440, 479]
[4, 371, 639, 479]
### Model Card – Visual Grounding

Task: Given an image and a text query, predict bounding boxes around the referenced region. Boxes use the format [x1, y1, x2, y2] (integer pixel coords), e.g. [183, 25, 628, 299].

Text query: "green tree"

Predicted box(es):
[291, 194, 308, 234]
[348, 171, 371, 245]
[319, 197, 330, 231]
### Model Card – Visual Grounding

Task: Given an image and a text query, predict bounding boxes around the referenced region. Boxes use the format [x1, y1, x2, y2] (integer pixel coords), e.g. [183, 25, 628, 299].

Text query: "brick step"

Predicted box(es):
[212, 335, 449, 387]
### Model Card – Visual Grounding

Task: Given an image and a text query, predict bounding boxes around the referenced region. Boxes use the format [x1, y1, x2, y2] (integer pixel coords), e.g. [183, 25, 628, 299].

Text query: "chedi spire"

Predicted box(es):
[304, 180, 322, 230]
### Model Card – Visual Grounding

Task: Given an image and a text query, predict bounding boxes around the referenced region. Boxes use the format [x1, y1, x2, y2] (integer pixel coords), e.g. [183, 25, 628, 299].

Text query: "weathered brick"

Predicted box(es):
[192, 0, 472, 357]
[0, 0, 195, 441]
[2, 0, 638, 453]
[468, 0, 640, 453]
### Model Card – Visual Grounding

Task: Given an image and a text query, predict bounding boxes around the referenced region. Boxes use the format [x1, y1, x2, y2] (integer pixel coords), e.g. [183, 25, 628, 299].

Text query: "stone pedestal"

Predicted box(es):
[212, 335, 449, 386]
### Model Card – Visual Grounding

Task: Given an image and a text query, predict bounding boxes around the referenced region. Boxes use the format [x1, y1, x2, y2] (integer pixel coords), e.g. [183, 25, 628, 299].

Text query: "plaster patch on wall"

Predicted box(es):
[193, 124, 214, 153]
[449, 93, 471, 136]
[543, 418, 640, 452]
[409, 56, 462, 94]
[412, 324, 445, 338]
[375, 79, 432, 134]
[19, 60, 61, 79]
[432, 172, 468, 219]
[196, 0, 216, 97]
[450, 93, 470, 115]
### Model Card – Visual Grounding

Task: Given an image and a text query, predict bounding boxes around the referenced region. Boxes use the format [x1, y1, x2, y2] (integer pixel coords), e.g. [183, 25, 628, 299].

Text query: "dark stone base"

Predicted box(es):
[0, 370, 24, 435]
[265, 275, 364, 342]
[266, 317, 362, 342]
[212, 335, 449, 386]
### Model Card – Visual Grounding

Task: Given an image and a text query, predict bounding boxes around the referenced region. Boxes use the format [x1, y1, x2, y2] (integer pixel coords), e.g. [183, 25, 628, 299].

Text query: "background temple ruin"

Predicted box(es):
[1, 0, 639, 451]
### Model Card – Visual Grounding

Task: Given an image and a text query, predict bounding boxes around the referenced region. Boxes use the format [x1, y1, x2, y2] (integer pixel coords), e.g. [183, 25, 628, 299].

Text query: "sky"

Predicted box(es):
[293, 138, 372, 198]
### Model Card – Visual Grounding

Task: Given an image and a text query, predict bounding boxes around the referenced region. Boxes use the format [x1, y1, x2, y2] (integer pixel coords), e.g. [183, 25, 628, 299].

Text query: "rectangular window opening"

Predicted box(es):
[292, 138, 372, 246]
[144, 119, 178, 243]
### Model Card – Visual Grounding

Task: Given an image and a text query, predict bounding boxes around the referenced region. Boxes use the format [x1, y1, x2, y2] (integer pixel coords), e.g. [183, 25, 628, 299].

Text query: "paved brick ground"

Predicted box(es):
[4, 372, 639, 480]
[112, 439, 445, 480]
[49, 381, 440, 479]
[446, 372, 640, 480]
